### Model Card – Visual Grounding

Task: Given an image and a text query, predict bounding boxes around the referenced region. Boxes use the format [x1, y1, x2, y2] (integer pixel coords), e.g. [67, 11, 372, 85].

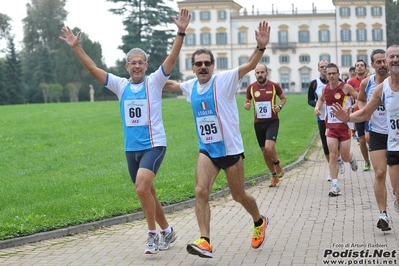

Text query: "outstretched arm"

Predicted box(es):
[238, 21, 271, 79]
[59, 27, 107, 84]
[163, 80, 182, 92]
[331, 83, 383, 123]
[163, 9, 191, 75]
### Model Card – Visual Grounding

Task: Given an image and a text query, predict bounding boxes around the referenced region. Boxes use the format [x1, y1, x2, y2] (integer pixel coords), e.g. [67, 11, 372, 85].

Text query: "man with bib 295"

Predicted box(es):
[163, 21, 271, 259]
[244, 63, 286, 187]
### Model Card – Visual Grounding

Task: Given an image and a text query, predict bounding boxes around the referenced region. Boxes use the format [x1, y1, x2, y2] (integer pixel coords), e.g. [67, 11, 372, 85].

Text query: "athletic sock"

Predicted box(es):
[254, 217, 263, 227]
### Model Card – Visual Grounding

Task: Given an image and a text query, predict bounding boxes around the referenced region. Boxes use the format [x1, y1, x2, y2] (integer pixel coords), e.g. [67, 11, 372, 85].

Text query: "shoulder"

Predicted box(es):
[308, 79, 317, 88]
[347, 78, 356, 85]
[269, 80, 281, 89]
[342, 81, 351, 88]
[342, 83, 353, 91]
[106, 73, 129, 86]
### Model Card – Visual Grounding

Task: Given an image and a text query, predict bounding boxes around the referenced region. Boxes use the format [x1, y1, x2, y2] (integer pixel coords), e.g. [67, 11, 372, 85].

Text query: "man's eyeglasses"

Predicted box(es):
[319, 66, 327, 69]
[327, 72, 338, 76]
[193, 61, 213, 67]
[127, 61, 147, 66]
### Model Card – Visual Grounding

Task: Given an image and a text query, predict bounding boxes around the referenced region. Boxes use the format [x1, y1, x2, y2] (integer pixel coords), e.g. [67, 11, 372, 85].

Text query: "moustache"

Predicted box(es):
[198, 69, 209, 74]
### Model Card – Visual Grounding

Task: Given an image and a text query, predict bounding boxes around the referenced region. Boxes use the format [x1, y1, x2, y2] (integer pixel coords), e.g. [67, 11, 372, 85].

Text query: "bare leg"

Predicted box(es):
[337, 138, 352, 162]
[135, 168, 159, 230]
[264, 139, 279, 163]
[327, 137, 339, 179]
[370, 150, 387, 212]
[260, 146, 275, 173]
[325, 154, 330, 163]
[358, 135, 370, 165]
[225, 157, 261, 222]
[194, 153, 219, 238]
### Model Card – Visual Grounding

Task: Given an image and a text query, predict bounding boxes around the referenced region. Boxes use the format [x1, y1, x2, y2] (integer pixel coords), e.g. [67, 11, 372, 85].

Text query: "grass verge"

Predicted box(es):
[0, 93, 317, 240]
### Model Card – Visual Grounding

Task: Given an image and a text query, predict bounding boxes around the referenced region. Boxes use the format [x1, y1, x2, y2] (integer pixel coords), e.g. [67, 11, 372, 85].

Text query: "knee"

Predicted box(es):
[264, 145, 274, 155]
[135, 184, 149, 199]
[359, 137, 367, 145]
[195, 185, 210, 200]
[230, 187, 249, 203]
[374, 170, 386, 183]
[329, 152, 338, 161]
[231, 192, 245, 204]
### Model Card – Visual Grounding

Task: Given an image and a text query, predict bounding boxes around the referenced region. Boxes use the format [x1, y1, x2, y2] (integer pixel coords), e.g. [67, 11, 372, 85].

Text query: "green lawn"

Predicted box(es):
[0, 93, 317, 240]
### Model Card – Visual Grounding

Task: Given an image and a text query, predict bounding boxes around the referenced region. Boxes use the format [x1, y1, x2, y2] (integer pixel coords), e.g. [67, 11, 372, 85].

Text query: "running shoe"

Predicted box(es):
[363, 162, 371, 171]
[338, 158, 345, 174]
[269, 175, 280, 187]
[329, 184, 341, 197]
[145, 232, 159, 254]
[159, 227, 177, 250]
[394, 199, 399, 213]
[251, 215, 269, 249]
[376, 212, 391, 231]
[274, 161, 284, 178]
[186, 238, 213, 258]
[327, 174, 332, 182]
[349, 153, 358, 171]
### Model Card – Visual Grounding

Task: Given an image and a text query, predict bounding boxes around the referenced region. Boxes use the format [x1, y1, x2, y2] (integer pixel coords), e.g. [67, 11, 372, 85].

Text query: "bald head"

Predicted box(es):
[254, 64, 268, 85]
[255, 63, 268, 73]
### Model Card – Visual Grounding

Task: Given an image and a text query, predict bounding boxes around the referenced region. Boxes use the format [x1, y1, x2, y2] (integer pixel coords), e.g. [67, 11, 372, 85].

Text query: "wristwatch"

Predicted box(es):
[278, 104, 283, 110]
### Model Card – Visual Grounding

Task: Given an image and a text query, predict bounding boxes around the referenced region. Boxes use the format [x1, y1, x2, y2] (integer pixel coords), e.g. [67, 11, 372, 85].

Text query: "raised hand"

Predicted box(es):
[171, 8, 191, 33]
[255, 21, 271, 49]
[330, 103, 351, 122]
[59, 26, 81, 48]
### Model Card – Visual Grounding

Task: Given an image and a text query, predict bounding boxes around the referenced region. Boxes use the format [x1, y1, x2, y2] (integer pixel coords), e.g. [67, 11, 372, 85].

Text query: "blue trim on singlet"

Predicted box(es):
[191, 78, 226, 157]
[120, 76, 153, 151]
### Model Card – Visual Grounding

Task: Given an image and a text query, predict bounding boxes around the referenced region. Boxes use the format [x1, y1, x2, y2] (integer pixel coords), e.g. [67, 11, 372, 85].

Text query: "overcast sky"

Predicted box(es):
[1, 0, 335, 67]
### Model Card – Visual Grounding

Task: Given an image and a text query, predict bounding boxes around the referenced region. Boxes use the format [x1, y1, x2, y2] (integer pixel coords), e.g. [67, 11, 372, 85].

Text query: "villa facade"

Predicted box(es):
[176, 0, 387, 92]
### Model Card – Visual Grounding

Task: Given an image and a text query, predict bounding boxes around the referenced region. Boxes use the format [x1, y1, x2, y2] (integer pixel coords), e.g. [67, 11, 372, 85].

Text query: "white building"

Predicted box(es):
[176, 0, 386, 92]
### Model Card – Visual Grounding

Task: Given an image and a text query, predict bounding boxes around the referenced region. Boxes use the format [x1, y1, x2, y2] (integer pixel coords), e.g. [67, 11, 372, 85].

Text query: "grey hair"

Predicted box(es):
[126, 48, 149, 62]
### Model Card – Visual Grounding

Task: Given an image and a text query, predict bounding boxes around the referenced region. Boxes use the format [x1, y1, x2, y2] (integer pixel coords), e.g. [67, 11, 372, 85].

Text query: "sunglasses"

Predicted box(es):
[193, 61, 213, 67]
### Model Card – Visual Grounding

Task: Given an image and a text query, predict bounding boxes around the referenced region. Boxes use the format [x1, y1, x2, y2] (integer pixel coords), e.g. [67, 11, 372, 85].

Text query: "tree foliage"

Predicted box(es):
[0, 13, 12, 55]
[107, 0, 182, 80]
[0, 0, 185, 104]
[4, 38, 24, 104]
[55, 27, 107, 102]
[22, 0, 67, 53]
[0, 13, 12, 40]
[386, 0, 399, 47]
[0, 59, 7, 104]
[20, 0, 68, 103]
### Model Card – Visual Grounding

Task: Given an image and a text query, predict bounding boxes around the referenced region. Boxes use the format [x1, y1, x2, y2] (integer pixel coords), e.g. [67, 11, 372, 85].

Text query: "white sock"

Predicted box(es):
[148, 229, 157, 235]
[161, 226, 172, 234]
[332, 179, 338, 186]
